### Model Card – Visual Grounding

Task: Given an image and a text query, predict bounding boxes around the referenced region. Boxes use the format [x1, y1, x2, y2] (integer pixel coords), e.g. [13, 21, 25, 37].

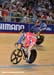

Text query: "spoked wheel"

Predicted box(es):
[36, 35, 44, 45]
[27, 49, 37, 64]
[10, 49, 22, 64]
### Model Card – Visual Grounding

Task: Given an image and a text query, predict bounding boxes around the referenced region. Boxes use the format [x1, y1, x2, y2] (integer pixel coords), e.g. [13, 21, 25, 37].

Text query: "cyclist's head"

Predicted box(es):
[36, 19, 40, 22]
[20, 28, 24, 33]
[35, 19, 40, 25]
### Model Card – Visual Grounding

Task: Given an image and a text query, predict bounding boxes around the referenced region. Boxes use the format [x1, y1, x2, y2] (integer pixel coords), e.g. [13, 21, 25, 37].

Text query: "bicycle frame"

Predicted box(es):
[19, 44, 28, 58]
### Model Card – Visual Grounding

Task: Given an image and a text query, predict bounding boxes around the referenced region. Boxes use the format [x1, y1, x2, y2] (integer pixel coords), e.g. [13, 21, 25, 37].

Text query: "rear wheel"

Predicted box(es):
[27, 49, 37, 64]
[10, 49, 22, 64]
[36, 35, 44, 45]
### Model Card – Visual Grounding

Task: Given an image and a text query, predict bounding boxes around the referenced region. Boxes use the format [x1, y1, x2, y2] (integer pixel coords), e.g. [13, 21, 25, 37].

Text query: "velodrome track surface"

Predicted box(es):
[0, 33, 54, 75]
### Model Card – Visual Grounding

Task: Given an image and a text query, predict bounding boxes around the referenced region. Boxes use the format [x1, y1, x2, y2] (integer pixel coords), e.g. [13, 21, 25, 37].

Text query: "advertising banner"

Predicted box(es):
[0, 22, 54, 33]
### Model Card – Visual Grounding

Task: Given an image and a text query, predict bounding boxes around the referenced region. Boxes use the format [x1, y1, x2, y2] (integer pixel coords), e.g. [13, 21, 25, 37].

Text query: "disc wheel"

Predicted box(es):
[36, 35, 44, 45]
[27, 49, 37, 64]
[10, 49, 22, 64]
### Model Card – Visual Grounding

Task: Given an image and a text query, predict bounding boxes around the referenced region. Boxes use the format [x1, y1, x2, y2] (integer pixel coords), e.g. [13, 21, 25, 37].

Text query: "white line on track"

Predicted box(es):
[0, 71, 24, 74]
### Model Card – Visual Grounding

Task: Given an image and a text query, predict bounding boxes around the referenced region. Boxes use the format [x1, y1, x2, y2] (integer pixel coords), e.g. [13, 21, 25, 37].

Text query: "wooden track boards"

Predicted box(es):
[0, 33, 54, 75]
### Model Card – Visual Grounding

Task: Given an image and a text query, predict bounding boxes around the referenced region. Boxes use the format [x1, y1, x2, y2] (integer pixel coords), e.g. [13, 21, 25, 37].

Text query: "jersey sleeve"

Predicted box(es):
[17, 35, 25, 44]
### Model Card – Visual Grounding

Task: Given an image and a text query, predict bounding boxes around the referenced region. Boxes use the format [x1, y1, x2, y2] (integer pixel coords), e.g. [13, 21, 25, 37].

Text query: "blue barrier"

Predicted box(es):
[0, 22, 54, 33]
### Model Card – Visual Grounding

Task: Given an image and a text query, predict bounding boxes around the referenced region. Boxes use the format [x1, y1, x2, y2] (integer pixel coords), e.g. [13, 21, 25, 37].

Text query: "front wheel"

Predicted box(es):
[10, 49, 22, 64]
[26, 49, 37, 64]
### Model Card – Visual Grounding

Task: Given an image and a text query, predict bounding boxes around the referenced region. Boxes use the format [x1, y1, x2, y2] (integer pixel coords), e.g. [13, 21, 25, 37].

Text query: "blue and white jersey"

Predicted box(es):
[39, 22, 47, 31]
[31, 22, 47, 33]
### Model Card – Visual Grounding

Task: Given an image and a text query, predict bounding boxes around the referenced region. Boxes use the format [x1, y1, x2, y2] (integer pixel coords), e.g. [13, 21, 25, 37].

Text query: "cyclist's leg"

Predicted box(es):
[27, 45, 32, 60]
[27, 40, 36, 60]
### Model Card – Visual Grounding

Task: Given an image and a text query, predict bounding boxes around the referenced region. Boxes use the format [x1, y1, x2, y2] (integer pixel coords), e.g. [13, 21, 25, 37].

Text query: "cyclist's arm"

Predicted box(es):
[16, 35, 25, 44]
